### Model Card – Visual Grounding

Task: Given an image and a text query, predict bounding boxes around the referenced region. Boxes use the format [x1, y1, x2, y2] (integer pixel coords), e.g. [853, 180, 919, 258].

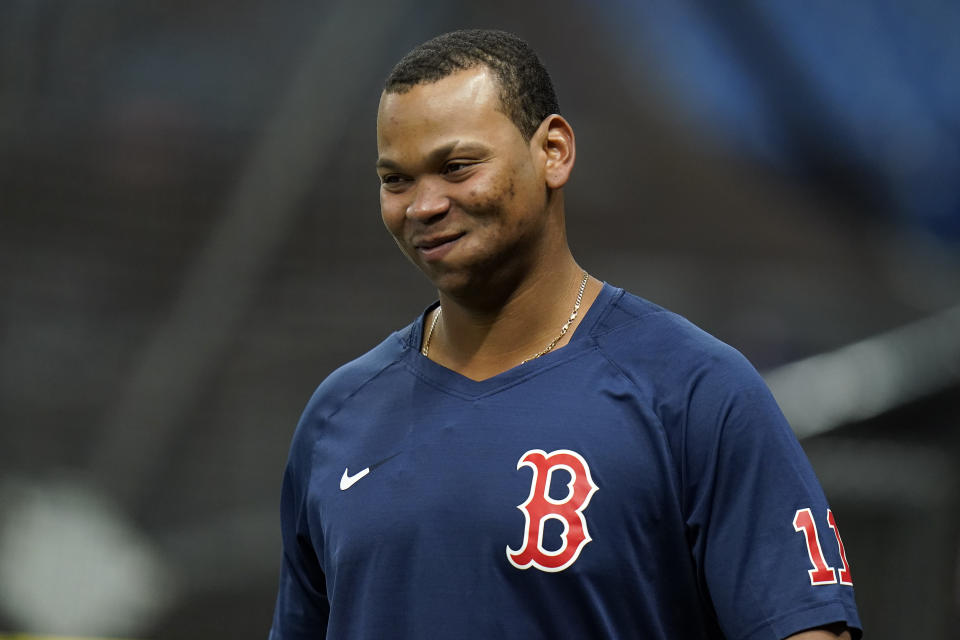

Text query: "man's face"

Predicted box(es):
[376, 66, 550, 295]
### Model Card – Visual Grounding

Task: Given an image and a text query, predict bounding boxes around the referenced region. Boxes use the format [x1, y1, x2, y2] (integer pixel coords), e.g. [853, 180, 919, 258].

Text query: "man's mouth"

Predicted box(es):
[415, 233, 465, 260]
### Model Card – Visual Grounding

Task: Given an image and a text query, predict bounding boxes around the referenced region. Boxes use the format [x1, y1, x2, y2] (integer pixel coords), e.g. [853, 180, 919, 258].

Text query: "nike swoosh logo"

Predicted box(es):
[339, 467, 369, 490]
[339, 452, 401, 491]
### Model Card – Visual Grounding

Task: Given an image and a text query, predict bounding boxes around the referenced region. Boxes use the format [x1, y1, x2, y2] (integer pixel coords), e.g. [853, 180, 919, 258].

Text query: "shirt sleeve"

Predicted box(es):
[678, 349, 862, 640]
[269, 428, 329, 639]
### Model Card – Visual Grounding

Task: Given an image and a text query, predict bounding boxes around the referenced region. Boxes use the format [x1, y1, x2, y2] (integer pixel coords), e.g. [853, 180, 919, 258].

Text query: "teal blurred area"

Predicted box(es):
[1, 1, 957, 638]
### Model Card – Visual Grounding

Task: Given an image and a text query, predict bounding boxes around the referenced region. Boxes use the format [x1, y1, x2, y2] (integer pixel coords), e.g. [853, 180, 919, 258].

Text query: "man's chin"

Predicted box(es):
[422, 269, 471, 296]
[424, 269, 520, 311]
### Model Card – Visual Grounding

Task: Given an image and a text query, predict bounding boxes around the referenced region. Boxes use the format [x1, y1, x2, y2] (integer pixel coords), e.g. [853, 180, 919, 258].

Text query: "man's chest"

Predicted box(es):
[307, 382, 688, 584]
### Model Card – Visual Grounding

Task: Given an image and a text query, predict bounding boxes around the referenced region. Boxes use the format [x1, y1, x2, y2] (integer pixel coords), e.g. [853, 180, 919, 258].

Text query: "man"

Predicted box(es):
[270, 29, 861, 639]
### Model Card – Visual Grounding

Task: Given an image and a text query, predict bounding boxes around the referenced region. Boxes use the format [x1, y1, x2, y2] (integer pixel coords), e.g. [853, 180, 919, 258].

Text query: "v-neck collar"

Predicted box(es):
[401, 283, 621, 398]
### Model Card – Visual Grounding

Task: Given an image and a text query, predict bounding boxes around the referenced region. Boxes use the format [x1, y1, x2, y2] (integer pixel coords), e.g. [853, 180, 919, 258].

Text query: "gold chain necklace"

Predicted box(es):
[421, 270, 590, 363]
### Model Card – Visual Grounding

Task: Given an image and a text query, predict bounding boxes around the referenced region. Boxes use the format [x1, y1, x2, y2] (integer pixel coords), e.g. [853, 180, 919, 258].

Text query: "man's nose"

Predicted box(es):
[406, 177, 450, 222]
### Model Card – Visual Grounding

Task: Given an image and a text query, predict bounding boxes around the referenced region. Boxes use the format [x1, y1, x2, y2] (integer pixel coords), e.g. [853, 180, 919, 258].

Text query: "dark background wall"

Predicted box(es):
[1, 1, 958, 638]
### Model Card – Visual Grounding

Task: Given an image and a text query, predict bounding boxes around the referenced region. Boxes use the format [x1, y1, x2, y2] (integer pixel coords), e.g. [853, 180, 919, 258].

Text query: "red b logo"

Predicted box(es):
[507, 449, 598, 572]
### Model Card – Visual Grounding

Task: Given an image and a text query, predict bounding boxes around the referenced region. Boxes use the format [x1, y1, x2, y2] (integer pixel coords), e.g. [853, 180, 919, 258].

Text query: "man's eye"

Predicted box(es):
[381, 174, 405, 185]
[444, 162, 471, 174]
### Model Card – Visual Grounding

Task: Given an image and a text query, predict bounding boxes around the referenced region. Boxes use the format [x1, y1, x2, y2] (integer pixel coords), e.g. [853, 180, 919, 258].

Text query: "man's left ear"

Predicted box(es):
[536, 114, 575, 189]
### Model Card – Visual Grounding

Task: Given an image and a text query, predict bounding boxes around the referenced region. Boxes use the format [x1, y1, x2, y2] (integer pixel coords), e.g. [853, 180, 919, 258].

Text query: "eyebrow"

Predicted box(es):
[376, 140, 490, 171]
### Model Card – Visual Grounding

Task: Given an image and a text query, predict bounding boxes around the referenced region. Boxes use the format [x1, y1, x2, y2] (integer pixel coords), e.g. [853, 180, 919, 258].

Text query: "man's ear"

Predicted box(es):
[535, 114, 575, 189]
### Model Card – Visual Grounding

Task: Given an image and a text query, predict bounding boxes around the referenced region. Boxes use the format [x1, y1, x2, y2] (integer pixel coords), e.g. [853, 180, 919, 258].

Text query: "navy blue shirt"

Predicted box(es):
[270, 284, 861, 639]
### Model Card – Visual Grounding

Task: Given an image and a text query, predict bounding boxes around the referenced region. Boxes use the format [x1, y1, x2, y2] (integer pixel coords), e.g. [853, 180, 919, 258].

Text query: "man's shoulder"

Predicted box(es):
[594, 287, 739, 358]
[591, 285, 756, 385]
[300, 321, 416, 424]
[283, 321, 417, 471]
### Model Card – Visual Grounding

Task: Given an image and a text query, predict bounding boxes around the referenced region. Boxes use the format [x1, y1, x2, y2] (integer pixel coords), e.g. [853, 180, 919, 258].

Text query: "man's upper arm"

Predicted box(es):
[270, 420, 330, 637]
[785, 624, 853, 640]
[677, 350, 862, 639]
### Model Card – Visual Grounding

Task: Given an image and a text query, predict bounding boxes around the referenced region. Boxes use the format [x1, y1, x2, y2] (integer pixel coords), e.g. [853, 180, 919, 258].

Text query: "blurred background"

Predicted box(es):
[1, 0, 958, 638]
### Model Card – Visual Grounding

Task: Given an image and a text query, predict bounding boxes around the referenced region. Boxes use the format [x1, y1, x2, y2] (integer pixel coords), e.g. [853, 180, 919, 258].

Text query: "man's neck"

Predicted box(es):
[426, 257, 602, 381]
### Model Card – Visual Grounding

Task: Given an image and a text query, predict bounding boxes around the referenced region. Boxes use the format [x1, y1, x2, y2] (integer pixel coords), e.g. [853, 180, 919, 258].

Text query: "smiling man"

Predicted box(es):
[269, 29, 862, 639]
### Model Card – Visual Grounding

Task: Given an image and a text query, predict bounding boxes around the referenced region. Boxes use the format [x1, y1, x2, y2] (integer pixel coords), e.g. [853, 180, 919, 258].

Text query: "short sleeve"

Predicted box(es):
[270, 431, 329, 639]
[680, 351, 862, 640]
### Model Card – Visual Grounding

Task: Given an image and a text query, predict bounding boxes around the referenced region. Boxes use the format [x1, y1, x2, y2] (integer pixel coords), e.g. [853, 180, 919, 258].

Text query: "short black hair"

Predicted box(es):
[384, 29, 560, 140]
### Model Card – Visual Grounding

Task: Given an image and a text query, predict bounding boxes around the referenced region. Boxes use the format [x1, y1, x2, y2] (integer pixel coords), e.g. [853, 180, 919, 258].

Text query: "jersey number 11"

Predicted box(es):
[793, 508, 853, 586]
